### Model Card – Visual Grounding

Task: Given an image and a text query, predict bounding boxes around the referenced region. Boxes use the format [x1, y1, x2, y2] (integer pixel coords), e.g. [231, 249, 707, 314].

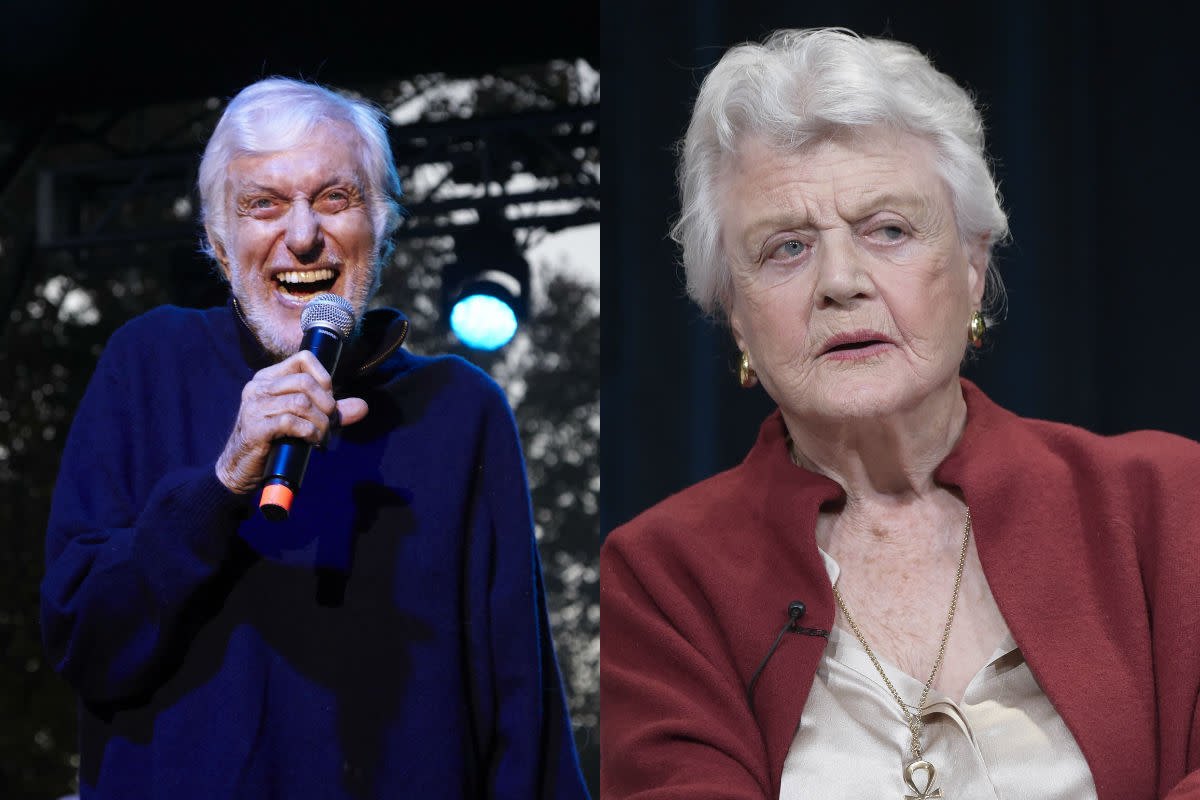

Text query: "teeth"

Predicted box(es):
[277, 268, 336, 284]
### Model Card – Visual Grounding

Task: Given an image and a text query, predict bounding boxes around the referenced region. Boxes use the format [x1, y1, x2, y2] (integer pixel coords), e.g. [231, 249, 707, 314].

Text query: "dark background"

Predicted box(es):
[0, 2, 601, 113]
[601, 1, 1200, 532]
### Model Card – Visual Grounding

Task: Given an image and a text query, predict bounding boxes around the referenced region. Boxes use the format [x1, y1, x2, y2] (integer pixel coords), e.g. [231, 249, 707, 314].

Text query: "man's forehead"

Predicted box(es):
[228, 158, 363, 186]
[226, 128, 367, 192]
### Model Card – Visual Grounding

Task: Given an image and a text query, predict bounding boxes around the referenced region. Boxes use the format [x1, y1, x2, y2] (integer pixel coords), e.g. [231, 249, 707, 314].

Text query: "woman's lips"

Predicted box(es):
[823, 341, 892, 360]
[820, 330, 893, 360]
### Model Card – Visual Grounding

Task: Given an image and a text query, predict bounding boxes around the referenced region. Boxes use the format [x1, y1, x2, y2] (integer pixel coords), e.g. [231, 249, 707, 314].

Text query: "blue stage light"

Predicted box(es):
[450, 293, 519, 350]
[442, 228, 530, 350]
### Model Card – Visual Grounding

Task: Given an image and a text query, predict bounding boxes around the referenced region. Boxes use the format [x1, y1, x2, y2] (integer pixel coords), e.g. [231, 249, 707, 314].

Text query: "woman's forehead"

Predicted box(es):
[720, 130, 946, 220]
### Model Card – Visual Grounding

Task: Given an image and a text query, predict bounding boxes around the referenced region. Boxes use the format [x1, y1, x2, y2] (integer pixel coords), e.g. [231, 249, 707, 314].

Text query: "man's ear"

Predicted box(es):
[207, 229, 231, 280]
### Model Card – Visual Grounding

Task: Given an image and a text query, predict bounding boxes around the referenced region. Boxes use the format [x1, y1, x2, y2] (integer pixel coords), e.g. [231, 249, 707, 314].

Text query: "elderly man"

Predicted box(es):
[41, 78, 587, 799]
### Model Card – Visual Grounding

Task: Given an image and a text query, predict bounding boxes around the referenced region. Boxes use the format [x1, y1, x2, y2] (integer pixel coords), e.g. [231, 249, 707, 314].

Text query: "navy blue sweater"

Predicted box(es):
[42, 302, 587, 799]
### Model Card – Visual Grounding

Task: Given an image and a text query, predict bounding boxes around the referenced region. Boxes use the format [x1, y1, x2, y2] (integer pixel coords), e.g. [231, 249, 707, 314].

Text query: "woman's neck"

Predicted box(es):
[782, 378, 968, 508]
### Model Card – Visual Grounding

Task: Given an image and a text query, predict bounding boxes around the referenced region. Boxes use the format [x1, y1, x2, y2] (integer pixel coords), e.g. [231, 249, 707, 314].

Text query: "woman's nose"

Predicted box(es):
[815, 237, 873, 308]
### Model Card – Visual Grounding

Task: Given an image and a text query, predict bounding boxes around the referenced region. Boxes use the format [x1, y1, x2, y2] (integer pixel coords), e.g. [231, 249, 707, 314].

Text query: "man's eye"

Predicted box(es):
[318, 190, 351, 211]
[252, 198, 275, 209]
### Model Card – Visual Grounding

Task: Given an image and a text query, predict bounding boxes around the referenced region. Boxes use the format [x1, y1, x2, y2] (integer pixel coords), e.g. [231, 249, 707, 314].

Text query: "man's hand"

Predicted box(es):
[216, 351, 369, 495]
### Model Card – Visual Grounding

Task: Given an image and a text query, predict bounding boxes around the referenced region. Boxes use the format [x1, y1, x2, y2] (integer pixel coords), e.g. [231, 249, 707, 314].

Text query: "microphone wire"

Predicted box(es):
[746, 601, 829, 715]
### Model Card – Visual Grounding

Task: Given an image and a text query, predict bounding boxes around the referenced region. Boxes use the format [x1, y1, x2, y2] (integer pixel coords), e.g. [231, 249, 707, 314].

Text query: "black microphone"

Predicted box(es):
[259, 293, 356, 521]
[746, 600, 828, 714]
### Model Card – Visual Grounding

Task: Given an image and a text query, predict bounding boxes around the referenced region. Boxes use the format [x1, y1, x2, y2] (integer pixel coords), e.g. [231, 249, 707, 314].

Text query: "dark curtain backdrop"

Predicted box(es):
[601, 1, 1200, 532]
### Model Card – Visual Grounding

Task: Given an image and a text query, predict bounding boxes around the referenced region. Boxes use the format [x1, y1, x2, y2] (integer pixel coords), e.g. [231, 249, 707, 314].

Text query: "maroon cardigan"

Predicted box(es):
[601, 380, 1200, 799]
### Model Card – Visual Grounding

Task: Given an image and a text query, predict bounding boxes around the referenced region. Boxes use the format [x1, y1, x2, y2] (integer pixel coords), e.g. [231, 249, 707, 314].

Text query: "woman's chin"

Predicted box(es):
[788, 375, 954, 424]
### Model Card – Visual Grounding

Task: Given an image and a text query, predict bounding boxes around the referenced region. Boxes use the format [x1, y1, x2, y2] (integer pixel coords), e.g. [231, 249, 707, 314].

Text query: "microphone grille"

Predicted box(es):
[300, 293, 356, 339]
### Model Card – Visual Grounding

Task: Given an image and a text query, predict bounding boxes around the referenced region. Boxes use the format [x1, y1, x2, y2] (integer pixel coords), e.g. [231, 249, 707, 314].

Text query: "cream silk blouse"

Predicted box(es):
[779, 550, 1098, 799]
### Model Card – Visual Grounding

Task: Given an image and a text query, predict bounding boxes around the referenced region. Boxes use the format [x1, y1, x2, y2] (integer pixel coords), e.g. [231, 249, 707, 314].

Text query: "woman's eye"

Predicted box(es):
[769, 240, 807, 260]
[876, 225, 905, 241]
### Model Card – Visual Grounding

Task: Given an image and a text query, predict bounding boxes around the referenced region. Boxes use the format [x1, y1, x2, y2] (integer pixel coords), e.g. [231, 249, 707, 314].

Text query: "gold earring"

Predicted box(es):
[969, 310, 986, 348]
[739, 351, 758, 388]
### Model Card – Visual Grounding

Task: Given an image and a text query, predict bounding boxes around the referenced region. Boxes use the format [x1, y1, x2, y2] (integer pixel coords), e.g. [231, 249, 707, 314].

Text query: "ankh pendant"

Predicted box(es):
[903, 759, 943, 800]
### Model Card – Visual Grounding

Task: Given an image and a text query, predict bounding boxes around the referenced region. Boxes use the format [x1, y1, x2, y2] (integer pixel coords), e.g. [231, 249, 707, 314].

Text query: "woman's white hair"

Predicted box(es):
[674, 28, 1009, 321]
[198, 77, 404, 265]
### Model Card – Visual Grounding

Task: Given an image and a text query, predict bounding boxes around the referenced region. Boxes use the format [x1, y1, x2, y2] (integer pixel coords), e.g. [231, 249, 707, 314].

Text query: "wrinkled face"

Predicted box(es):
[212, 122, 378, 358]
[722, 128, 988, 425]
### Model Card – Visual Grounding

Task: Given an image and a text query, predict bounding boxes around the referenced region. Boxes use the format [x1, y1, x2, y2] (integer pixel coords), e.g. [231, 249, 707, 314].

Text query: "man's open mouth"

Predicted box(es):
[275, 268, 339, 297]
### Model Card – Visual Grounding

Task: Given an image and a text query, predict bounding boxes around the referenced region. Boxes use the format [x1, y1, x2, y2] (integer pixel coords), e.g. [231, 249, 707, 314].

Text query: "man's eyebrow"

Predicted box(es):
[235, 182, 284, 197]
[235, 177, 361, 197]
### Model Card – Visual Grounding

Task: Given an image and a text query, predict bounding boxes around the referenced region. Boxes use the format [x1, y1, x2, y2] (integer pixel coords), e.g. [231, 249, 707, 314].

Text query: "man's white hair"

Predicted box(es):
[198, 77, 404, 265]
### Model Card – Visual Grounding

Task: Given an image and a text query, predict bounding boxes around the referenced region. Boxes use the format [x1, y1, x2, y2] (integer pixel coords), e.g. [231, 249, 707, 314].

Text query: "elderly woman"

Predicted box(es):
[600, 28, 1200, 800]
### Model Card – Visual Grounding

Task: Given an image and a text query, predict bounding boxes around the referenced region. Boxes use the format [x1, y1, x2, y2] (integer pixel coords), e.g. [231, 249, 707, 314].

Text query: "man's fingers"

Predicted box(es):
[248, 371, 337, 417]
[335, 397, 369, 427]
[218, 357, 359, 495]
[255, 350, 333, 389]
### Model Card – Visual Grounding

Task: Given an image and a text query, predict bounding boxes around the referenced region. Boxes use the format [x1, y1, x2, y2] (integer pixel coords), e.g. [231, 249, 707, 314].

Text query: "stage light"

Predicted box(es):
[442, 227, 530, 350]
[449, 272, 521, 350]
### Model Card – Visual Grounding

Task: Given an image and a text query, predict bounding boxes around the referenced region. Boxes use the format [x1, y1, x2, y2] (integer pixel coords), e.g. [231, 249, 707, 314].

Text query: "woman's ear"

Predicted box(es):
[728, 301, 748, 355]
[967, 234, 990, 305]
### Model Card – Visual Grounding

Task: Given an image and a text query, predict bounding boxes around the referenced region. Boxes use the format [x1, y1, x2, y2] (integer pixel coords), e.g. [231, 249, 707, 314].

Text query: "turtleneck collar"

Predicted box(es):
[229, 296, 410, 387]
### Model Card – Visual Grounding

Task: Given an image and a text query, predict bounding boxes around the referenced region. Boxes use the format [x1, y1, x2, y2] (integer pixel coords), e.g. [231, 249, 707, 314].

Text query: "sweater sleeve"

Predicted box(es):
[40, 331, 252, 706]
[599, 531, 771, 800]
[471, 380, 589, 799]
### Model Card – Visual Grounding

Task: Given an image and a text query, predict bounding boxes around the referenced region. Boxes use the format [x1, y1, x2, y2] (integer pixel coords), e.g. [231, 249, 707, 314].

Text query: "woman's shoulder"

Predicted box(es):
[960, 378, 1200, 484]
[604, 408, 836, 565]
[1015, 412, 1200, 481]
[967, 399, 1200, 531]
[605, 466, 749, 554]
[605, 454, 831, 575]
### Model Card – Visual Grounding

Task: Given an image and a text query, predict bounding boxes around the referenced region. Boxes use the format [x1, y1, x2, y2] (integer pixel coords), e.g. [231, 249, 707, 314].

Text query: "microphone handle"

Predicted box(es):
[259, 325, 345, 521]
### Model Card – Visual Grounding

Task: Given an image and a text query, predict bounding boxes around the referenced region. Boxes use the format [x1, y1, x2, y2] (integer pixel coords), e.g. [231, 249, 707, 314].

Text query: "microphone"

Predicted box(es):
[746, 600, 828, 714]
[258, 293, 356, 522]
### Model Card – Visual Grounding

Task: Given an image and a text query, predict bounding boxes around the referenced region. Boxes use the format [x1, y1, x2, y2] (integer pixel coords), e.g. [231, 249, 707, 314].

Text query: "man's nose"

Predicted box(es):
[284, 202, 323, 260]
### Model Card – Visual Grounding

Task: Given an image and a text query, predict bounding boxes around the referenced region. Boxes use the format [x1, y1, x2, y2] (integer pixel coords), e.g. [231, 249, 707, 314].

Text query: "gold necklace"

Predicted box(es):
[830, 509, 972, 800]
